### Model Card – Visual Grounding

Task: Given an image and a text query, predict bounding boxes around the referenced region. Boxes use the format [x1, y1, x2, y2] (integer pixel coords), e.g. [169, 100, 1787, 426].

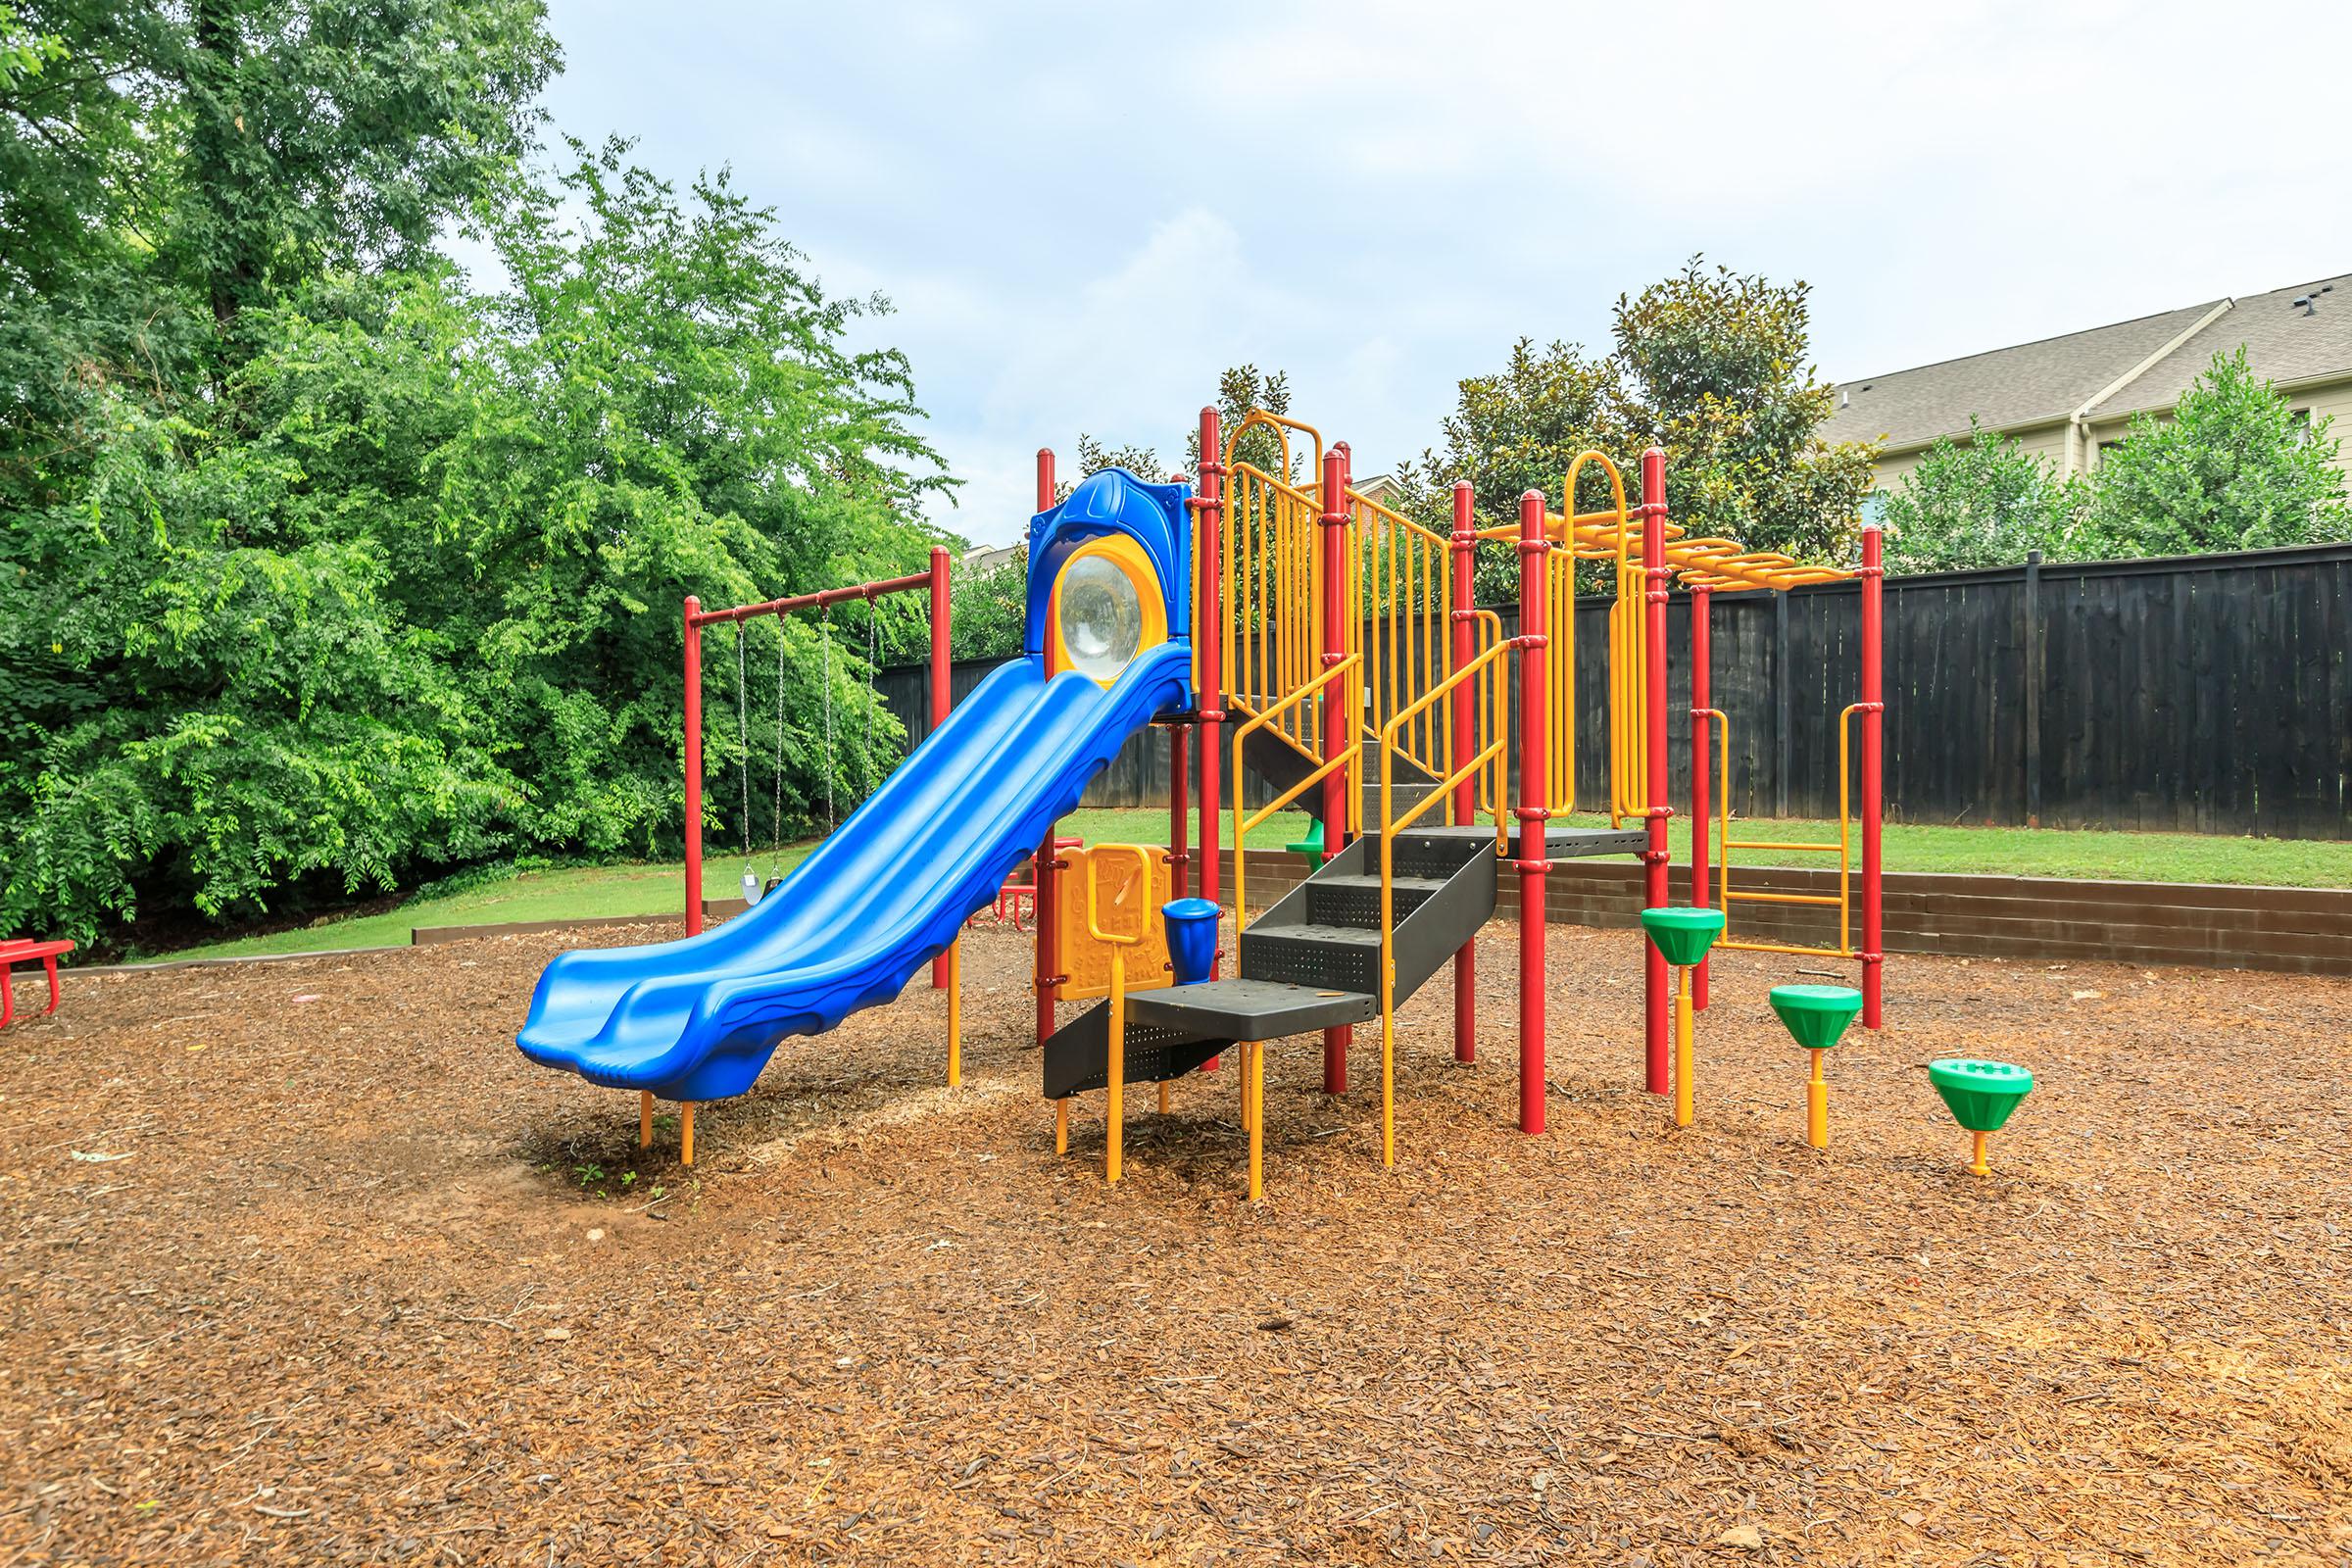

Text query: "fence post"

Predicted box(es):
[1774, 589, 1792, 819]
[2023, 549, 2042, 829]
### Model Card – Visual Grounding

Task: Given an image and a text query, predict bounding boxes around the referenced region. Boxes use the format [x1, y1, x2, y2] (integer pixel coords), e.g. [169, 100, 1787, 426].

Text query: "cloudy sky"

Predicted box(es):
[533, 0, 2352, 547]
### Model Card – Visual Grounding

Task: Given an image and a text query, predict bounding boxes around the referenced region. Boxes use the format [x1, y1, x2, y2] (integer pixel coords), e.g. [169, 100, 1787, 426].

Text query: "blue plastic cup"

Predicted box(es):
[1161, 897, 1221, 986]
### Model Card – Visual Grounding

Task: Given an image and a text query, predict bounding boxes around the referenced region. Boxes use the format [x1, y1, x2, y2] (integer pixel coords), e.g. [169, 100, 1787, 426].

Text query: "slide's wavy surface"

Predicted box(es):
[515, 642, 1191, 1102]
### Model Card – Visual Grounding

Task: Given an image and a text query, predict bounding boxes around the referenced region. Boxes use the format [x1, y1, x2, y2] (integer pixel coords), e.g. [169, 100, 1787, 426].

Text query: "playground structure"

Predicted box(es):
[515, 399, 1911, 1189]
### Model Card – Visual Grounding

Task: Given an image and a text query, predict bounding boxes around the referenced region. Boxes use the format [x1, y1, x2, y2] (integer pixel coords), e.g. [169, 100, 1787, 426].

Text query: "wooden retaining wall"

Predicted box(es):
[1200, 851, 2352, 976]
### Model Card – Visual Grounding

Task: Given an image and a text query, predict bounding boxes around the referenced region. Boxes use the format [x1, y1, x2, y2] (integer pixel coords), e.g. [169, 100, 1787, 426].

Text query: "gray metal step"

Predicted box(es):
[1240, 921, 1382, 995]
[1041, 1004, 1229, 1100]
[1126, 978, 1378, 1042]
[1303, 872, 1448, 929]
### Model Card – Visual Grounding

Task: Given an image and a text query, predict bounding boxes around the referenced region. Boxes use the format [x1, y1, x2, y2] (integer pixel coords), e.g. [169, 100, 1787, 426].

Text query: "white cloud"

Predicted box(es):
[540, 0, 2352, 550]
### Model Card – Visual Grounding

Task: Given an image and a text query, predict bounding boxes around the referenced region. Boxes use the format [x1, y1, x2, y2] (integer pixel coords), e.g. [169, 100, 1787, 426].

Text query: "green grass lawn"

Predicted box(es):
[157, 807, 2351, 964]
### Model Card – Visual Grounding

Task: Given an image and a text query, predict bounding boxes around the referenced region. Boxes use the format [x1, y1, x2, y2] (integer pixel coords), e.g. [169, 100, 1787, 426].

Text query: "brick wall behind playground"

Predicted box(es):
[1200, 852, 2352, 977]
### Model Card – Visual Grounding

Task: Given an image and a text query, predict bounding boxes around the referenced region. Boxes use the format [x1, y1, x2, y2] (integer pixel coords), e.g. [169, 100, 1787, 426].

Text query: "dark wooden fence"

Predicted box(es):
[880, 541, 2352, 837]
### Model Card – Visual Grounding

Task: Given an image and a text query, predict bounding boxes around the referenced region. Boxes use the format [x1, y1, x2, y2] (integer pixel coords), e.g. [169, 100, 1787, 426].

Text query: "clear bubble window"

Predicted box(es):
[1059, 554, 1145, 681]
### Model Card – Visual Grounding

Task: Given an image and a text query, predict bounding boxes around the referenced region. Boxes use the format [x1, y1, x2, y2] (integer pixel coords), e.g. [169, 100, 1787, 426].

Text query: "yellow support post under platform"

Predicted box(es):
[1673, 967, 1694, 1129]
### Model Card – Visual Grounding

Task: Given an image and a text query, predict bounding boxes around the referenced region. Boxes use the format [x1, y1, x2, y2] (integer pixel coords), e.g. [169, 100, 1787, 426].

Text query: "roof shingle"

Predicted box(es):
[1823, 299, 2223, 451]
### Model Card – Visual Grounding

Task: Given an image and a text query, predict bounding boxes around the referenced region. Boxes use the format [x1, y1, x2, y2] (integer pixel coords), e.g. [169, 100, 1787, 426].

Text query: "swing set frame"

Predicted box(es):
[680, 547, 954, 945]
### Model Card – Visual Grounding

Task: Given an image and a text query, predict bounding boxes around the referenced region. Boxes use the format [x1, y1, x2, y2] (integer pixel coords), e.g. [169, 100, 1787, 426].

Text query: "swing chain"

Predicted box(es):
[734, 622, 752, 860]
[821, 605, 836, 834]
[864, 604, 879, 798]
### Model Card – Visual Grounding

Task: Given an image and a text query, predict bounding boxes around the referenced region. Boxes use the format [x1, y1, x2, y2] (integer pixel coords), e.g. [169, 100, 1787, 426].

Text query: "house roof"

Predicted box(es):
[1822, 298, 2225, 451]
[2094, 273, 2352, 416]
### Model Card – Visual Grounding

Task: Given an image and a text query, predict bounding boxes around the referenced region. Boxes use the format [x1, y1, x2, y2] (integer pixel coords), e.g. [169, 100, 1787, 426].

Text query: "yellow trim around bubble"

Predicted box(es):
[1049, 534, 1168, 687]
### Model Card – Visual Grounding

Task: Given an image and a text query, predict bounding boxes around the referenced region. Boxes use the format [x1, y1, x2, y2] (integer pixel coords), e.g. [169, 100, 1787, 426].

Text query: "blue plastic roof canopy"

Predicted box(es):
[1024, 467, 1192, 660]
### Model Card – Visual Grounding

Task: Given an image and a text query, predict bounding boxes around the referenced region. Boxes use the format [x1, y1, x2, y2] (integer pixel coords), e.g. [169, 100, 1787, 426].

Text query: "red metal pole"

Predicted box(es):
[1034, 448, 1060, 1046]
[1515, 489, 1549, 1134]
[683, 596, 705, 935]
[1197, 409, 1225, 980]
[1319, 445, 1351, 1096]
[1640, 448, 1671, 1095]
[1168, 724, 1191, 903]
[930, 545, 954, 988]
[1861, 523, 1886, 1027]
[1167, 471, 1193, 907]
[1449, 480, 1478, 1064]
[1690, 584, 1712, 1011]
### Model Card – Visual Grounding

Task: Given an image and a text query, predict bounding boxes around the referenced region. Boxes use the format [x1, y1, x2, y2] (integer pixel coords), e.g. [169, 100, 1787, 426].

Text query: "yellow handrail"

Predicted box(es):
[1705, 705, 1864, 960]
[1231, 652, 1363, 933]
[1082, 843, 1153, 1186]
[1377, 633, 1511, 1170]
[1221, 461, 1328, 769]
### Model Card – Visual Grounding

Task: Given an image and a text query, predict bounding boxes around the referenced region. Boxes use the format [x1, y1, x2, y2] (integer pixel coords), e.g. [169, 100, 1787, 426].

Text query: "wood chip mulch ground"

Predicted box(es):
[2, 918, 2347, 1567]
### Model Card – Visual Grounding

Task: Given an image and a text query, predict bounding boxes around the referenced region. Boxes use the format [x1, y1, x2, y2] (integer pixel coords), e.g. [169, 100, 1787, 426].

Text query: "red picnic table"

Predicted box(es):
[0, 939, 74, 1029]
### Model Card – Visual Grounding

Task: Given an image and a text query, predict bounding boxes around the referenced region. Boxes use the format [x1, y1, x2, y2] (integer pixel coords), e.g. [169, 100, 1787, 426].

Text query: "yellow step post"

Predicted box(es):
[1104, 950, 1125, 1185]
[1807, 1054, 1829, 1149]
[1673, 966, 1695, 1128]
[946, 940, 961, 1088]
[639, 1091, 654, 1149]
[681, 1102, 696, 1166]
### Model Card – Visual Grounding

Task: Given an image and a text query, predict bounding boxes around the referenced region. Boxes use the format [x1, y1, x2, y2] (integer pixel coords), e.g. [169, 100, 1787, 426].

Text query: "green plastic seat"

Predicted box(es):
[1638, 906, 1725, 967]
[1929, 1058, 2034, 1133]
[1769, 984, 1863, 1051]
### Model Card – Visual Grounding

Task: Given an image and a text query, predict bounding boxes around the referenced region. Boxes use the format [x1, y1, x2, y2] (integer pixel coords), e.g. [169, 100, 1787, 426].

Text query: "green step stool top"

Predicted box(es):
[1929, 1058, 2034, 1133]
[1769, 984, 1864, 1051]
[1638, 906, 1726, 967]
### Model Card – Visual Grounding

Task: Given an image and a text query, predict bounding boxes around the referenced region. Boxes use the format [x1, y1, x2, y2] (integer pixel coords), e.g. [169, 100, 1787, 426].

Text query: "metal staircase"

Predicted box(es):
[1041, 827, 1494, 1099]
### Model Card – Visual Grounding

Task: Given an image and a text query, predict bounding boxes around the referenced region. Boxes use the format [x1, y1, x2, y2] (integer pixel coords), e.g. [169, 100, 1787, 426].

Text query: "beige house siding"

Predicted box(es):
[1844, 275, 2352, 501]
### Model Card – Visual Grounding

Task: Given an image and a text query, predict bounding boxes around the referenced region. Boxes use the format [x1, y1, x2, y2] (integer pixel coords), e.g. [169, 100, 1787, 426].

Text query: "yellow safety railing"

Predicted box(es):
[1221, 460, 1329, 773]
[1066, 842, 1153, 1184]
[1698, 704, 1865, 960]
[1231, 653, 1362, 933]
[1377, 624, 1509, 1171]
[1347, 486, 1452, 788]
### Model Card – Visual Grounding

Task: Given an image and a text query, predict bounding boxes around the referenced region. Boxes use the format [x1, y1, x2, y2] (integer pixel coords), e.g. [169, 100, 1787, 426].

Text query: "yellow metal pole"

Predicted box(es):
[1672, 967, 1694, 1129]
[1807, 1053, 1828, 1149]
[1055, 1098, 1068, 1154]
[681, 1102, 696, 1166]
[1970, 1130, 1990, 1177]
[1105, 951, 1125, 1184]
[1158, 1081, 1170, 1114]
[639, 1091, 654, 1149]
[1248, 1043, 1264, 1200]
[946, 939, 961, 1088]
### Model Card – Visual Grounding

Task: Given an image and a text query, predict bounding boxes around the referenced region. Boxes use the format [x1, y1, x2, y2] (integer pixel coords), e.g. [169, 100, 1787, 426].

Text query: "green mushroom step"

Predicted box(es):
[1930, 1057, 2034, 1176]
[1638, 906, 1725, 967]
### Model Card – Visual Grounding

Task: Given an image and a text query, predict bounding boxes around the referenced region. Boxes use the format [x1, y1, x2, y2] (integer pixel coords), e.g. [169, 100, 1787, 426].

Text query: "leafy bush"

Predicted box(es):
[2, 140, 951, 946]
[1877, 419, 2083, 572]
[2075, 349, 2349, 556]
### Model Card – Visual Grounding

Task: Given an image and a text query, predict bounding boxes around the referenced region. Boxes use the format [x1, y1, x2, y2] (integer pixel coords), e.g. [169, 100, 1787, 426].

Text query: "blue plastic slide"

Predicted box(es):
[515, 641, 1192, 1102]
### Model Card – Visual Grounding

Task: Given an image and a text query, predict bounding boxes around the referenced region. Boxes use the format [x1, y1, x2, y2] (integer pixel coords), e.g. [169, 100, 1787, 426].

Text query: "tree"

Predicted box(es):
[2076, 348, 2350, 557]
[1389, 260, 1877, 601]
[1876, 418, 2083, 571]
[1612, 259, 1878, 563]
[0, 138, 953, 947]
[0, 0, 557, 336]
